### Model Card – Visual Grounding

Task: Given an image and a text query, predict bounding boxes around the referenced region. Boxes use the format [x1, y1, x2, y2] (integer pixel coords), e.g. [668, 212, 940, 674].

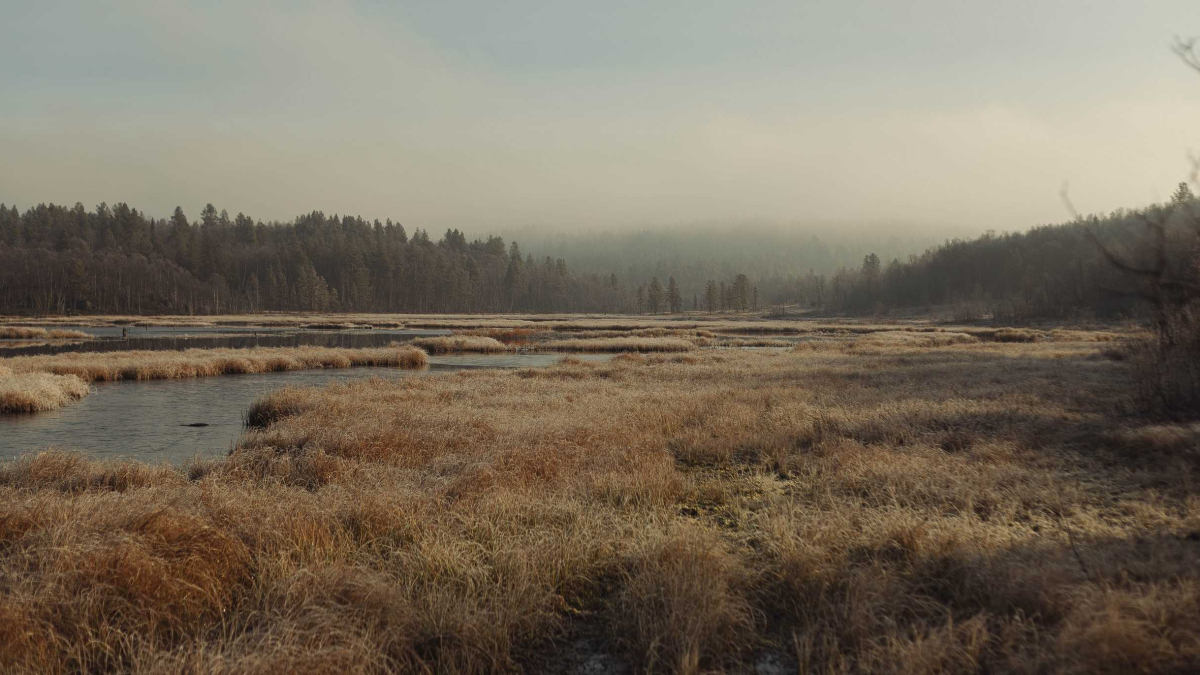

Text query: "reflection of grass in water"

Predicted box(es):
[2, 329, 1196, 673]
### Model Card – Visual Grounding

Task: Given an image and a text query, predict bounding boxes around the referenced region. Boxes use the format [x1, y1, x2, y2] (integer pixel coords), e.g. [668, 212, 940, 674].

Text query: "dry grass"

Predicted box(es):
[1, 326, 1194, 673]
[2, 345, 428, 384]
[538, 336, 697, 352]
[0, 365, 91, 413]
[0, 327, 90, 340]
[718, 337, 794, 347]
[459, 327, 543, 344]
[410, 335, 512, 353]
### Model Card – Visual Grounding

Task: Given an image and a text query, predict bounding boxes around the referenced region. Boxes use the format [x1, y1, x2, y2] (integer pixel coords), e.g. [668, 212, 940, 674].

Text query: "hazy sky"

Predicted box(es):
[1, 1, 1197, 234]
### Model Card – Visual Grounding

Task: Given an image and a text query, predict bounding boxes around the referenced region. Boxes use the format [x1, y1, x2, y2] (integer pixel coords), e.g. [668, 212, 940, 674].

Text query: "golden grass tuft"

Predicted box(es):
[0, 371, 91, 413]
[410, 335, 512, 353]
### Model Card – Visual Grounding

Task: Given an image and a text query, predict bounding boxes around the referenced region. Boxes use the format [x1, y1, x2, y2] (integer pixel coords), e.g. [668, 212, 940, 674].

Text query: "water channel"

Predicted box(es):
[0, 326, 607, 463]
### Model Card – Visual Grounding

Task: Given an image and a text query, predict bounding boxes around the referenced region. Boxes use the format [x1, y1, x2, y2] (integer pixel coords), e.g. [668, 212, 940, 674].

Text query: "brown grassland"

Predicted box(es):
[1, 326, 1197, 674]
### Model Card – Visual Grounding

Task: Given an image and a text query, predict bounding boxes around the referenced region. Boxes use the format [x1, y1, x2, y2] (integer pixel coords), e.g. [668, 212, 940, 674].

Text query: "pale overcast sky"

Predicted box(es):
[0, 1, 1196, 233]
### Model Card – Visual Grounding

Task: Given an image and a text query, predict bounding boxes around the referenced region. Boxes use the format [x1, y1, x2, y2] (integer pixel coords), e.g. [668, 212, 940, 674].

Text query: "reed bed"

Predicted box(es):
[2, 345, 428, 384]
[0, 367, 91, 413]
[409, 335, 512, 353]
[1, 329, 1193, 673]
[0, 327, 90, 340]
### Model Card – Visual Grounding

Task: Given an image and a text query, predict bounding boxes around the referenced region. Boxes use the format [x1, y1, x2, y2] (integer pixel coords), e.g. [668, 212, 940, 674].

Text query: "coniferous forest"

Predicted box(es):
[1, 188, 1194, 319]
[0, 203, 626, 315]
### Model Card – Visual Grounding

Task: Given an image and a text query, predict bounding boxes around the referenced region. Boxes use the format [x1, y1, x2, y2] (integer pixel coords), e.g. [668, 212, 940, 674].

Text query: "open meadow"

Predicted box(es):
[1, 320, 1196, 674]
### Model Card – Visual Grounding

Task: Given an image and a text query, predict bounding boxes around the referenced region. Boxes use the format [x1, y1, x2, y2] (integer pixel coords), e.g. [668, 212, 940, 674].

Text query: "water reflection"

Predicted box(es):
[0, 353, 607, 464]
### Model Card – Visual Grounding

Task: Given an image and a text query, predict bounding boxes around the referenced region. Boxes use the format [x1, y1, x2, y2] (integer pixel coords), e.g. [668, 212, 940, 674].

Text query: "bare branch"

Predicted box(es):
[1174, 37, 1200, 72]
[1059, 182, 1080, 220]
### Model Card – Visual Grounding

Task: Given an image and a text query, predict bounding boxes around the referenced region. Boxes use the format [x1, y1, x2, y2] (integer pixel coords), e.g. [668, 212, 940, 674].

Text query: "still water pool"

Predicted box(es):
[0, 353, 606, 464]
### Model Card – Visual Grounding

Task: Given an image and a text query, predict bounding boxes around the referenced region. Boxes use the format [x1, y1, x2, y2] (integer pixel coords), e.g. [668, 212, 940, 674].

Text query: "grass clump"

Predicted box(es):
[410, 335, 512, 353]
[0, 366, 90, 413]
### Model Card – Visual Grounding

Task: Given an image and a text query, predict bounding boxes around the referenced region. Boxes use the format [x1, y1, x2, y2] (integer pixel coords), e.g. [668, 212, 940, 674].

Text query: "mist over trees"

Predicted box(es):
[0, 192, 1193, 320]
[511, 225, 943, 306]
[790, 191, 1197, 321]
[0, 203, 636, 315]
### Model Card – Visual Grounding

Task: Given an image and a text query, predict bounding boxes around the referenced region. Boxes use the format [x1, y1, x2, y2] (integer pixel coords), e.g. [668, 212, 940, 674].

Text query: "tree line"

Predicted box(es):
[762, 185, 1198, 321]
[2, 189, 1192, 320]
[0, 202, 763, 317]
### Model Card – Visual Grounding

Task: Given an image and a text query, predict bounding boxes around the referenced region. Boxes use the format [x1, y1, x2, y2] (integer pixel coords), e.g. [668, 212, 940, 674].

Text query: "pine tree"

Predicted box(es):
[1172, 182, 1196, 204]
[666, 276, 682, 313]
[648, 277, 664, 314]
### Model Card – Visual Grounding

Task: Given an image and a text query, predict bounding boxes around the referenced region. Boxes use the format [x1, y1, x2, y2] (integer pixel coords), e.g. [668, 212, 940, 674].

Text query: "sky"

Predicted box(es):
[0, 0, 1197, 236]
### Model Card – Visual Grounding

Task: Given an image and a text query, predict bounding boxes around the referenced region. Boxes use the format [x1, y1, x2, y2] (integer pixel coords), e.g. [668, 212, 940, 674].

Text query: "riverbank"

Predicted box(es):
[4, 345, 429, 383]
[2, 330, 1193, 673]
[0, 345, 429, 416]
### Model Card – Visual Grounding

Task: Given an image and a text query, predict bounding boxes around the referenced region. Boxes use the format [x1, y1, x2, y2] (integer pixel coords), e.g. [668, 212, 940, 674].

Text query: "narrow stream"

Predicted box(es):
[0, 353, 607, 464]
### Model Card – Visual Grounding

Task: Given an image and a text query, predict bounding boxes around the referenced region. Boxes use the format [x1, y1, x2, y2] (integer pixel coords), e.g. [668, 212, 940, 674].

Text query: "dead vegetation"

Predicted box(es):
[410, 335, 512, 353]
[538, 336, 697, 353]
[0, 327, 90, 340]
[1, 345, 428, 384]
[1, 328, 1195, 673]
[0, 365, 91, 413]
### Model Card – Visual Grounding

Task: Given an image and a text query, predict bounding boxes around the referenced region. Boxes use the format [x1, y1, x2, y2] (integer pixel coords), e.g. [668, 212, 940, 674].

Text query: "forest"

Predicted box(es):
[1, 187, 1195, 320]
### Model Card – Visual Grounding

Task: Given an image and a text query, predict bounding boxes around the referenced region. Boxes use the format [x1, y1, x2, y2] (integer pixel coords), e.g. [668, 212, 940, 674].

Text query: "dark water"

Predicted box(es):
[0, 353, 607, 464]
[0, 326, 451, 357]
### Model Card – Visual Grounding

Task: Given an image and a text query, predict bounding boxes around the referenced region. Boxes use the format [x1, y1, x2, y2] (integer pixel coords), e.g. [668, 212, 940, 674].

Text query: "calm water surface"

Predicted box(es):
[0, 353, 607, 464]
